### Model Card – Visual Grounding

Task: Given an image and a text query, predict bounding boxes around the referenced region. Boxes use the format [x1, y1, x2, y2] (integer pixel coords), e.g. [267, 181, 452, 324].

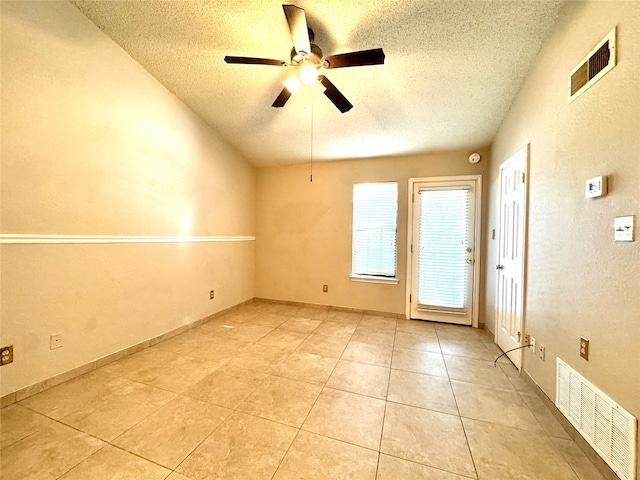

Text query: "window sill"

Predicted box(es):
[350, 275, 399, 285]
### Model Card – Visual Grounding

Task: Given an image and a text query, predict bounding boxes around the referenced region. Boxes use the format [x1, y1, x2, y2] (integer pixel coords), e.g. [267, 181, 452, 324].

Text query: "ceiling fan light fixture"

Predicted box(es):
[299, 61, 319, 85]
[283, 75, 301, 94]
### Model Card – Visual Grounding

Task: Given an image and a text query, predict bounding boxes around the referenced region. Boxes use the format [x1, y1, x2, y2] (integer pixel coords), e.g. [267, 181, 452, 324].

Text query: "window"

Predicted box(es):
[351, 182, 398, 280]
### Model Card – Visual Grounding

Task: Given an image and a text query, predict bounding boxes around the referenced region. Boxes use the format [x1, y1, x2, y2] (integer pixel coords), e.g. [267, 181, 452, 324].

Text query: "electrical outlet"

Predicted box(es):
[530, 337, 536, 353]
[210, 290, 215, 300]
[322, 284, 328, 293]
[523, 333, 530, 346]
[538, 344, 545, 361]
[1, 345, 13, 366]
[580, 337, 590, 360]
[50, 334, 63, 350]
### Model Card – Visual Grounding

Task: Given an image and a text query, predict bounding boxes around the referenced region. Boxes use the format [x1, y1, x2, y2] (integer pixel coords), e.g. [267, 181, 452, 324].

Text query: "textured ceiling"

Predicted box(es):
[72, 0, 563, 167]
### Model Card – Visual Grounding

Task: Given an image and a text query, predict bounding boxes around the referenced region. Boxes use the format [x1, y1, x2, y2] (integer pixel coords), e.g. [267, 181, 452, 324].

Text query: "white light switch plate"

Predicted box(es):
[614, 215, 634, 242]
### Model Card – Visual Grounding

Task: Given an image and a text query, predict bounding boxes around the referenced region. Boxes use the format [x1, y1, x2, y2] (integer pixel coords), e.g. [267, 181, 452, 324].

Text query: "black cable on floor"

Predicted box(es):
[494, 344, 532, 367]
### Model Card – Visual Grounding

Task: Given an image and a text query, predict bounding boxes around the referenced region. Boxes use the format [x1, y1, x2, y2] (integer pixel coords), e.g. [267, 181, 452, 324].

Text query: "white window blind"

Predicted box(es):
[352, 182, 398, 278]
[417, 188, 469, 309]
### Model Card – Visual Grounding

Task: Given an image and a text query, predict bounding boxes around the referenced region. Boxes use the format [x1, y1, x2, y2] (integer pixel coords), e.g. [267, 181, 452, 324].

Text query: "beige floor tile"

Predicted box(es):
[394, 330, 441, 353]
[253, 302, 296, 316]
[314, 320, 357, 339]
[295, 306, 329, 321]
[297, 333, 349, 358]
[483, 342, 513, 364]
[230, 343, 291, 374]
[152, 329, 215, 357]
[136, 354, 220, 393]
[185, 336, 251, 364]
[0, 421, 105, 480]
[257, 328, 309, 350]
[177, 411, 297, 480]
[391, 347, 448, 377]
[100, 347, 219, 393]
[520, 392, 571, 439]
[215, 308, 259, 323]
[551, 437, 607, 480]
[58, 445, 170, 479]
[195, 319, 243, 337]
[60, 381, 176, 441]
[380, 402, 476, 478]
[238, 375, 322, 427]
[387, 370, 458, 415]
[166, 473, 194, 480]
[113, 395, 231, 469]
[451, 381, 543, 432]
[248, 313, 290, 327]
[1, 403, 55, 450]
[435, 324, 489, 343]
[184, 365, 268, 408]
[326, 360, 390, 399]
[342, 340, 393, 367]
[302, 388, 385, 450]
[19, 370, 130, 420]
[273, 430, 379, 480]
[275, 351, 338, 384]
[280, 316, 323, 333]
[463, 417, 580, 479]
[438, 339, 495, 361]
[223, 323, 275, 342]
[395, 319, 437, 335]
[324, 310, 362, 325]
[499, 363, 534, 393]
[443, 355, 514, 389]
[377, 454, 472, 479]
[352, 326, 395, 346]
[359, 316, 397, 333]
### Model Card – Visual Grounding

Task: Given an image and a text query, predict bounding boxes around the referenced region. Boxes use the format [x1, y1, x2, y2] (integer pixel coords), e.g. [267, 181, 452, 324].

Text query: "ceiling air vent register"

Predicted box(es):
[568, 27, 616, 103]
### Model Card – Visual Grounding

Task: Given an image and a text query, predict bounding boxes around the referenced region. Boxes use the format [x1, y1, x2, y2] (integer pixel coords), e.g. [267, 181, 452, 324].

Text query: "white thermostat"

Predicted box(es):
[585, 175, 607, 198]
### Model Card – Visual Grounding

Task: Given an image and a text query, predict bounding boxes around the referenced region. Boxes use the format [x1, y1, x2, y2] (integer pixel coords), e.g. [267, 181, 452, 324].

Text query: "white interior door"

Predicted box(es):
[408, 176, 482, 326]
[495, 146, 529, 368]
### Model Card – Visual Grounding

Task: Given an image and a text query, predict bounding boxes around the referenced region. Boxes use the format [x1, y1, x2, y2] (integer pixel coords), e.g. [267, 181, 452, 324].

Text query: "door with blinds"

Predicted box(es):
[408, 176, 482, 325]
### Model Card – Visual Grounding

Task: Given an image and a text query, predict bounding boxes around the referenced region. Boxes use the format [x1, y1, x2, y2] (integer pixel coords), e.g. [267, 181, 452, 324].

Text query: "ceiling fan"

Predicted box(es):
[224, 4, 385, 113]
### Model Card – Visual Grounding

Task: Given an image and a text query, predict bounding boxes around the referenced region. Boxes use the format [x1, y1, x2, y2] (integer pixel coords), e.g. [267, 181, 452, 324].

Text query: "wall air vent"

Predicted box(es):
[568, 27, 616, 103]
[557, 358, 637, 480]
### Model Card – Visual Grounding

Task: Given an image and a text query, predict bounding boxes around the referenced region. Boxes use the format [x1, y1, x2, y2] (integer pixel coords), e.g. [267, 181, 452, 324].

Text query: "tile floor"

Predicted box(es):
[1, 302, 606, 480]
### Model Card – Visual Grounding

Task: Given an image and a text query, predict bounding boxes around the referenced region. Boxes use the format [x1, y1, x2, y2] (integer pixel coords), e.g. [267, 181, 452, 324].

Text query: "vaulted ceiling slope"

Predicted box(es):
[72, 0, 564, 167]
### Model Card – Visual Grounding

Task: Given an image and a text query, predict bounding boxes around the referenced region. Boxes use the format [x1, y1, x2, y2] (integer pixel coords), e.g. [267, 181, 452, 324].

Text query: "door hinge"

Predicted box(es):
[409, 294, 412, 303]
[522, 172, 525, 184]
[412, 193, 415, 203]
[411, 244, 413, 253]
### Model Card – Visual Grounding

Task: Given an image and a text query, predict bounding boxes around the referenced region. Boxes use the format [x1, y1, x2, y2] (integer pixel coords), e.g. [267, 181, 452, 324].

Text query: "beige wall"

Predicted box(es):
[255, 149, 490, 316]
[485, 0, 639, 471]
[0, 1, 255, 396]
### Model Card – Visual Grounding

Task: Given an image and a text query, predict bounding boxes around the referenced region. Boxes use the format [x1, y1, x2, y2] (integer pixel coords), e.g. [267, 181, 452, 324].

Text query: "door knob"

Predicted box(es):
[496, 265, 504, 270]
[466, 258, 473, 264]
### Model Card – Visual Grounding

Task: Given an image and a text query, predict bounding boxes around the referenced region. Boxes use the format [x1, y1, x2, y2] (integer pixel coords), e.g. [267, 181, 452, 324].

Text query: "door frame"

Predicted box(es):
[405, 175, 482, 327]
[494, 145, 529, 369]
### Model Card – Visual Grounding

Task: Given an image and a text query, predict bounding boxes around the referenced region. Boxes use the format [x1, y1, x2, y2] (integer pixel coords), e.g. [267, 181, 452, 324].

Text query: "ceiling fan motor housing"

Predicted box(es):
[290, 42, 323, 67]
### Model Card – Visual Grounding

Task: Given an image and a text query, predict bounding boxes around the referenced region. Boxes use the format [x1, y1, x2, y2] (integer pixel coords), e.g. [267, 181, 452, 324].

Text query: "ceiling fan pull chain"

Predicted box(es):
[310, 92, 314, 183]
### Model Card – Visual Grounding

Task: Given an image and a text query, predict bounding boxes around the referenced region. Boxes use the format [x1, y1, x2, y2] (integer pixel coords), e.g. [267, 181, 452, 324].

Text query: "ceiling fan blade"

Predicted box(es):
[224, 56, 287, 66]
[272, 87, 293, 108]
[282, 4, 311, 56]
[318, 75, 353, 113]
[323, 48, 385, 69]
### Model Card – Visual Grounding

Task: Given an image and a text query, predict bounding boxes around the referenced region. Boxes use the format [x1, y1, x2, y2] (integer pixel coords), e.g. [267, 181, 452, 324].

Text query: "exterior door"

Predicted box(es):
[408, 176, 482, 326]
[495, 146, 529, 368]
